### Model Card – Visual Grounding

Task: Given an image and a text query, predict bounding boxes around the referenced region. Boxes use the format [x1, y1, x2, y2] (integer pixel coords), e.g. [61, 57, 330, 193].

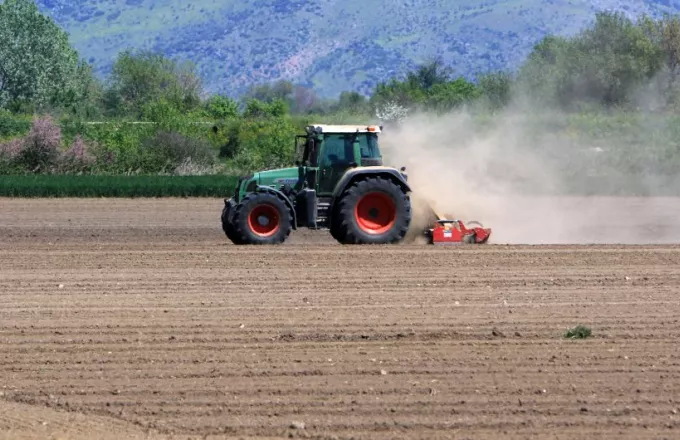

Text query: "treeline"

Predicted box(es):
[2, 0, 680, 177]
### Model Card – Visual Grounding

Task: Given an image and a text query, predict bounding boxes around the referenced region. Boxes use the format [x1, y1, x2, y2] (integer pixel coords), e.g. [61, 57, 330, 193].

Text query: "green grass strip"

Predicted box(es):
[0, 175, 239, 197]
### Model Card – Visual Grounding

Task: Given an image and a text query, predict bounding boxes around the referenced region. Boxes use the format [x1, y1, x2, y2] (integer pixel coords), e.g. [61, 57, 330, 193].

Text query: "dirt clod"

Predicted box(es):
[290, 421, 306, 430]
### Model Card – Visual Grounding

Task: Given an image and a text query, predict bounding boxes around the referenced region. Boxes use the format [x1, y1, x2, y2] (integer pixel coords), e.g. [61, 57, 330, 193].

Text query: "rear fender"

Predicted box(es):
[332, 167, 411, 200]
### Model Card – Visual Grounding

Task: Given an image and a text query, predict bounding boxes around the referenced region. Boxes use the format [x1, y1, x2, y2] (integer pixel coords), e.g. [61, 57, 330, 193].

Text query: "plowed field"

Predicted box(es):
[1, 198, 680, 440]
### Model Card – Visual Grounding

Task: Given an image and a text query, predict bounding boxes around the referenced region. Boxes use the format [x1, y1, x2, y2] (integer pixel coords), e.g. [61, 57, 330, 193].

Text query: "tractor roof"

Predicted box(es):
[307, 124, 382, 134]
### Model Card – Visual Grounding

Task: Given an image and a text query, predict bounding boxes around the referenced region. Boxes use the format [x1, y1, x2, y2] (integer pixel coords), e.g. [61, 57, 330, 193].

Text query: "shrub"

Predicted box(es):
[0, 110, 31, 139]
[70, 121, 155, 174]
[172, 157, 222, 176]
[58, 135, 96, 173]
[141, 97, 183, 129]
[243, 99, 289, 118]
[227, 118, 297, 172]
[141, 130, 216, 173]
[204, 95, 239, 119]
[563, 325, 592, 339]
[0, 138, 22, 159]
[213, 119, 241, 159]
[16, 115, 62, 173]
[0, 138, 23, 173]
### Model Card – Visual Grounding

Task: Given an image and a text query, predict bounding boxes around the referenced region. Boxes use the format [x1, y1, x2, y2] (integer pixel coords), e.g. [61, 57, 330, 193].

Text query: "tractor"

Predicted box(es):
[221, 124, 413, 245]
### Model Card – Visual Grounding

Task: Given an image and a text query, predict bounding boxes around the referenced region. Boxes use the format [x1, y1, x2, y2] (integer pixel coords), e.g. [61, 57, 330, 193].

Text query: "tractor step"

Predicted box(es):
[315, 199, 331, 228]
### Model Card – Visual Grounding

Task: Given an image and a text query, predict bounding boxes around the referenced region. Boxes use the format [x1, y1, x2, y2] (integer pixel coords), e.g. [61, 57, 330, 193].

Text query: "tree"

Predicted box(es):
[425, 78, 480, 112]
[375, 101, 409, 124]
[289, 85, 319, 114]
[371, 59, 479, 113]
[243, 98, 288, 118]
[518, 12, 662, 109]
[477, 72, 513, 109]
[0, 0, 91, 111]
[242, 80, 293, 103]
[106, 49, 202, 117]
[575, 11, 661, 106]
[203, 95, 239, 119]
[336, 91, 368, 113]
[640, 14, 680, 108]
[517, 35, 575, 107]
[406, 57, 453, 90]
[242, 80, 324, 115]
[370, 57, 452, 109]
[371, 77, 427, 107]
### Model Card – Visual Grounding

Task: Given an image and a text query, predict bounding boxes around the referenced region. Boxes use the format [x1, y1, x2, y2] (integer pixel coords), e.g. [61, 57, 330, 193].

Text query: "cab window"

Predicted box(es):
[321, 134, 354, 165]
[359, 133, 380, 159]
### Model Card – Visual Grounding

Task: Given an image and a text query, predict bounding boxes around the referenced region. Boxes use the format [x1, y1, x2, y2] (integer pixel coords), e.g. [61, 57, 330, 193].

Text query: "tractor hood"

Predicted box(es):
[235, 167, 301, 201]
[253, 167, 300, 187]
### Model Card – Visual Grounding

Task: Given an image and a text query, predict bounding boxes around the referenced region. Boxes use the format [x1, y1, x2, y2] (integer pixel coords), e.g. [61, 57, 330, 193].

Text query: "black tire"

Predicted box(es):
[333, 177, 411, 244]
[221, 202, 244, 245]
[329, 205, 347, 243]
[231, 192, 292, 245]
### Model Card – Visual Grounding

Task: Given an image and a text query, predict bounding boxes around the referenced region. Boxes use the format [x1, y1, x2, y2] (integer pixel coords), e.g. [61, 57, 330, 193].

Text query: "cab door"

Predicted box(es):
[317, 134, 356, 196]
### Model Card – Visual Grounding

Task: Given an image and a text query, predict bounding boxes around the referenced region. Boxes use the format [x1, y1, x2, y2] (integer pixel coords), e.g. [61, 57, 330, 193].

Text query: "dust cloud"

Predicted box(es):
[379, 108, 680, 245]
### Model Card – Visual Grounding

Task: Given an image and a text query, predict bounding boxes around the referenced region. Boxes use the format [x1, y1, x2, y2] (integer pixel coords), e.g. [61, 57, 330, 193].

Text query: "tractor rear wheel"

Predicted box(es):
[231, 192, 292, 245]
[333, 177, 411, 244]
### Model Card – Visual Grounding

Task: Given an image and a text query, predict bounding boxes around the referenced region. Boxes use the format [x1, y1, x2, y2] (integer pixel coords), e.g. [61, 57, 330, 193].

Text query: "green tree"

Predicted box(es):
[405, 57, 453, 90]
[371, 59, 451, 108]
[371, 77, 427, 107]
[243, 98, 288, 118]
[425, 78, 480, 112]
[517, 35, 577, 107]
[371, 59, 479, 112]
[576, 11, 661, 106]
[0, 0, 91, 111]
[639, 14, 680, 108]
[105, 49, 202, 117]
[228, 118, 298, 172]
[477, 72, 513, 109]
[335, 91, 368, 113]
[519, 12, 662, 109]
[203, 95, 239, 119]
[243, 80, 294, 103]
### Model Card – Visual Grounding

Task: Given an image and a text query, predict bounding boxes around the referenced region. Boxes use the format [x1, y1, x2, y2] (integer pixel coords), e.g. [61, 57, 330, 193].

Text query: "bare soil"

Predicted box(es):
[1, 198, 679, 439]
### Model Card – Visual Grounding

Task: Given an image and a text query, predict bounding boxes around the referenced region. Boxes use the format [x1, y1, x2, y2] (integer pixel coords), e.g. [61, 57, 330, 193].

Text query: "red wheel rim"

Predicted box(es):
[354, 192, 397, 235]
[248, 204, 280, 237]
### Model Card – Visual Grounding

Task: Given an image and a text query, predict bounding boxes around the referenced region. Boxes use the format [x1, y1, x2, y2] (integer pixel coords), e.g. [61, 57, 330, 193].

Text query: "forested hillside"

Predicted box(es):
[34, 0, 680, 97]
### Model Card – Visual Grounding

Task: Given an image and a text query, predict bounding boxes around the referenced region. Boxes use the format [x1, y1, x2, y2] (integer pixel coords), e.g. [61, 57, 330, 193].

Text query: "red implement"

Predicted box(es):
[426, 219, 491, 245]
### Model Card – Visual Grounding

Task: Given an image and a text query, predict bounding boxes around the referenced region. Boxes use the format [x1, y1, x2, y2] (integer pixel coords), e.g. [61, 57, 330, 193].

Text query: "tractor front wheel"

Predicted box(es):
[221, 200, 244, 245]
[333, 177, 411, 244]
[231, 192, 292, 245]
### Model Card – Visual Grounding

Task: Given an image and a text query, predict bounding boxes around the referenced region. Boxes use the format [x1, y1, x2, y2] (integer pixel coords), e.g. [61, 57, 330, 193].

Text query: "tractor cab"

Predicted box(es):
[296, 124, 384, 196]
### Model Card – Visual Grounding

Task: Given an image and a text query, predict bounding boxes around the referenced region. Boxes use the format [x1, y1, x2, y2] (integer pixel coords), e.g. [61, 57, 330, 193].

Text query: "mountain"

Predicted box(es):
[34, 0, 680, 98]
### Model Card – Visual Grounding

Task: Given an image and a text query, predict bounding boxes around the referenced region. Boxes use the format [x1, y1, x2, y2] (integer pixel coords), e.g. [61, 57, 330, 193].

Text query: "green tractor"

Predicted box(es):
[221, 124, 412, 245]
